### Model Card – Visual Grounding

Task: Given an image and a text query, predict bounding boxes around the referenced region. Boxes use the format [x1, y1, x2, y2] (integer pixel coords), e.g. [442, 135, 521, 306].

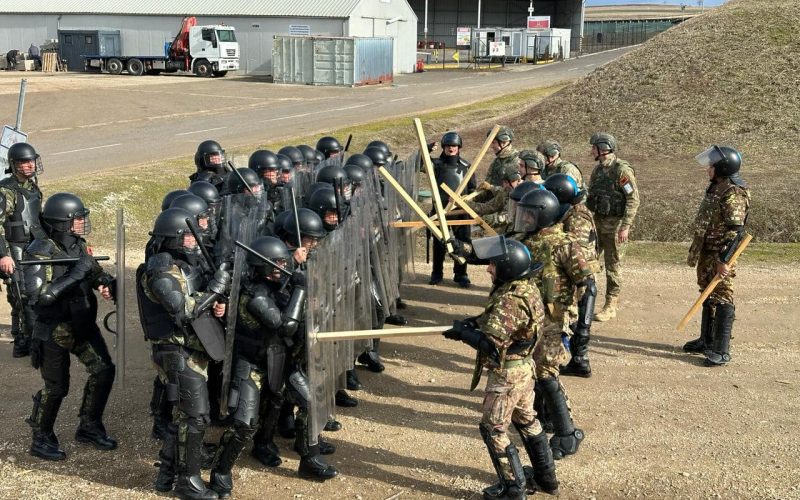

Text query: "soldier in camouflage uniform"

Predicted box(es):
[518, 150, 546, 183]
[684, 146, 750, 366]
[444, 237, 558, 499]
[537, 140, 584, 188]
[464, 164, 522, 234]
[514, 189, 596, 458]
[544, 174, 600, 378]
[138, 208, 231, 500]
[485, 127, 520, 187]
[585, 133, 639, 322]
[0, 142, 43, 358]
[24, 193, 117, 461]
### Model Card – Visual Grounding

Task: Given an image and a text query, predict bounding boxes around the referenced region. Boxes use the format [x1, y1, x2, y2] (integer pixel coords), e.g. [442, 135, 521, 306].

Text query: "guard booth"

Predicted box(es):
[524, 28, 572, 63]
[470, 28, 526, 62]
[57, 29, 120, 71]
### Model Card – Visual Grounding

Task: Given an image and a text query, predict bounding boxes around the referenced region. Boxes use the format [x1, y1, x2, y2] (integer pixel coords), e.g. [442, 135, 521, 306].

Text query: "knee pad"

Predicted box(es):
[177, 369, 210, 420]
[232, 376, 260, 428]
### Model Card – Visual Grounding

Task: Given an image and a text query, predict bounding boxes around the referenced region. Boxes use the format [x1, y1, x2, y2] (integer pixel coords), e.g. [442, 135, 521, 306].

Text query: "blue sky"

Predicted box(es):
[585, 0, 729, 6]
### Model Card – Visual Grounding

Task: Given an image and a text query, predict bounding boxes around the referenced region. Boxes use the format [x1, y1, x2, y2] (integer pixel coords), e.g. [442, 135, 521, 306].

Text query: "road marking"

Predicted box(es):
[330, 103, 371, 111]
[585, 64, 596, 68]
[259, 112, 316, 122]
[51, 143, 122, 156]
[175, 126, 228, 136]
[40, 127, 73, 132]
[568, 68, 579, 72]
[390, 97, 414, 102]
[432, 90, 450, 95]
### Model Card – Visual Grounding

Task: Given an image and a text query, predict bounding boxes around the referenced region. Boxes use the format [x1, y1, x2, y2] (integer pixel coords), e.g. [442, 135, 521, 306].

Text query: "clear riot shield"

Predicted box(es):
[394, 154, 419, 282]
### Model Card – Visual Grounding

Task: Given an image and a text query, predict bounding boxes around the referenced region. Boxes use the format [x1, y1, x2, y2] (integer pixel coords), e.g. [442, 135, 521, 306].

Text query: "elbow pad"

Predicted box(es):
[247, 294, 283, 330]
[280, 286, 306, 337]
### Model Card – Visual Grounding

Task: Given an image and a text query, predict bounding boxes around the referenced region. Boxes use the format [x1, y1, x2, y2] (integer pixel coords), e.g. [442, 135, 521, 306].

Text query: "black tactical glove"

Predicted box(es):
[291, 269, 306, 288]
[442, 319, 467, 341]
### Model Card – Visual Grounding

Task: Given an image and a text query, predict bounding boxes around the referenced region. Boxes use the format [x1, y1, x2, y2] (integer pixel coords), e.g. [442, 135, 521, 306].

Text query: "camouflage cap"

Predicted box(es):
[491, 126, 514, 143]
[537, 140, 562, 157]
[502, 163, 522, 183]
[518, 150, 545, 172]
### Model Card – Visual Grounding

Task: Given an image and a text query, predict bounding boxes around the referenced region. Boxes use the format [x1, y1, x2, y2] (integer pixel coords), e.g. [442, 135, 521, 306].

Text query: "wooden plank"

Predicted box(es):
[316, 326, 450, 342]
[378, 166, 443, 241]
[439, 182, 498, 236]
[444, 124, 500, 212]
[391, 219, 476, 228]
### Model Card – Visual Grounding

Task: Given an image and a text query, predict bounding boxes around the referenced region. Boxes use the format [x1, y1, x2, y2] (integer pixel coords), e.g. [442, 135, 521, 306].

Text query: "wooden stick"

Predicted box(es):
[414, 118, 463, 263]
[316, 326, 450, 342]
[444, 124, 500, 212]
[391, 219, 477, 228]
[378, 166, 443, 240]
[676, 234, 753, 331]
[439, 183, 498, 236]
[430, 191, 481, 222]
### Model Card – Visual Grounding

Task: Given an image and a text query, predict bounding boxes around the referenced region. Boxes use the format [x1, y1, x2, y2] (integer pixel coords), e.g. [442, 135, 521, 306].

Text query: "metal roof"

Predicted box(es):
[0, 0, 362, 18]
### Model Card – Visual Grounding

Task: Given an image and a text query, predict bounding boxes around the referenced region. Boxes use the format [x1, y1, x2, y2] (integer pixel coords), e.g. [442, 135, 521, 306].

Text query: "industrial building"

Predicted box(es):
[0, 0, 418, 75]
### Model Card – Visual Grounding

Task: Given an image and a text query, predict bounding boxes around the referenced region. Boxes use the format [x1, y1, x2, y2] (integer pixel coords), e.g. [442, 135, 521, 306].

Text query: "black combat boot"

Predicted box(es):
[515, 424, 559, 495]
[684, 300, 714, 353]
[384, 313, 407, 325]
[76, 420, 118, 450]
[479, 426, 527, 500]
[211, 425, 252, 498]
[12, 334, 30, 358]
[705, 303, 734, 366]
[357, 339, 386, 372]
[295, 435, 336, 456]
[174, 430, 218, 500]
[298, 444, 339, 481]
[538, 377, 584, 460]
[277, 401, 296, 439]
[335, 389, 358, 408]
[561, 330, 592, 378]
[154, 423, 177, 492]
[324, 418, 342, 432]
[30, 431, 66, 461]
[346, 369, 363, 391]
[252, 403, 282, 467]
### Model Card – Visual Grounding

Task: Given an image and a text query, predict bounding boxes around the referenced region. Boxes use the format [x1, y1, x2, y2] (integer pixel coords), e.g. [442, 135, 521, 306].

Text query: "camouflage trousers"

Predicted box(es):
[697, 250, 736, 306]
[595, 215, 627, 298]
[481, 362, 541, 480]
[533, 321, 570, 379]
[31, 321, 115, 434]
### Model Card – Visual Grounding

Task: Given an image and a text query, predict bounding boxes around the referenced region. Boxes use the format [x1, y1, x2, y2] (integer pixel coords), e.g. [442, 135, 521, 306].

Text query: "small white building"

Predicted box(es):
[0, 0, 418, 75]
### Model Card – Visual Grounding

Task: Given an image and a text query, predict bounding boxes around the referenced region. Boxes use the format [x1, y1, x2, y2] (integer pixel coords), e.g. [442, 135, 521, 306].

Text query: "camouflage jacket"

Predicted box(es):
[520, 225, 595, 309]
[477, 278, 544, 368]
[690, 177, 750, 257]
[543, 158, 584, 188]
[485, 147, 519, 186]
[562, 201, 599, 267]
[467, 186, 511, 233]
[586, 154, 640, 228]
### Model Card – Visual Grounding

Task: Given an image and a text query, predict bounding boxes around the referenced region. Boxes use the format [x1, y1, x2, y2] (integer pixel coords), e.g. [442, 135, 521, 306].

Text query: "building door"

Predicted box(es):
[58, 31, 98, 71]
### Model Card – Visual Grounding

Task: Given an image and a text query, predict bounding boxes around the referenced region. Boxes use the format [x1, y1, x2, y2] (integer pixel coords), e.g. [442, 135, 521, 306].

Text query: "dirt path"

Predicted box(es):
[0, 257, 798, 499]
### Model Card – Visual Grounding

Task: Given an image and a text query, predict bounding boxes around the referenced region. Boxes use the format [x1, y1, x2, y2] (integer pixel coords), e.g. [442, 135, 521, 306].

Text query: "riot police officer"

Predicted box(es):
[316, 136, 343, 159]
[0, 142, 43, 357]
[139, 208, 230, 500]
[444, 237, 558, 499]
[190, 140, 228, 192]
[24, 193, 117, 460]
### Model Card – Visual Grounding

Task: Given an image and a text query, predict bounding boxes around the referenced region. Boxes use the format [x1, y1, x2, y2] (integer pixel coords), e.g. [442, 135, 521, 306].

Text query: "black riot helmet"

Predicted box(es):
[316, 136, 342, 158]
[276, 154, 293, 184]
[296, 145, 318, 166]
[367, 140, 391, 157]
[273, 210, 291, 240]
[696, 145, 742, 178]
[440, 132, 462, 148]
[161, 189, 190, 211]
[363, 146, 388, 167]
[473, 236, 536, 284]
[345, 153, 374, 171]
[248, 149, 280, 173]
[151, 207, 198, 254]
[41, 192, 91, 236]
[544, 173, 581, 204]
[278, 146, 305, 166]
[225, 167, 264, 197]
[7, 142, 43, 176]
[246, 235, 293, 281]
[514, 189, 561, 234]
[316, 165, 352, 200]
[307, 187, 341, 231]
[282, 208, 327, 241]
[187, 181, 222, 208]
[510, 181, 543, 203]
[194, 140, 226, 170]
[307, 182, 334, 201]
[314, 150, 325, 165]
[170, 194, 210, 222]
[344, 164, 366, 187]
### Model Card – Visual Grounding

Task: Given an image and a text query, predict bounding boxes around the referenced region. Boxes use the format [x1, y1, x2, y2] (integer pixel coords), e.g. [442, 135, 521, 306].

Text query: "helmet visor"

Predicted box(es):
[514, 205, 539, 234]
[695, 146, 724, 168]
[12, 155, 43, 177]
[70, 210, 92, 235]
[204, 150, 226, 168]
[472, 235, 507, 260]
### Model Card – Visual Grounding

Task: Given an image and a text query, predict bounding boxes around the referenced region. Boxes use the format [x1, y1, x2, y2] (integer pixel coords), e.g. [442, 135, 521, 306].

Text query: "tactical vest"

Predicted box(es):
[693, 179, 750, 252]
[586, 160, 631, 217]
[137, 255, 202, 341]
[0, 178, 42, 244]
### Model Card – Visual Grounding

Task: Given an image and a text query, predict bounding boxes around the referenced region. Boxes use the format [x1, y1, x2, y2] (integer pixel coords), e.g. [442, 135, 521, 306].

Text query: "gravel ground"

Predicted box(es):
[0, 257, 798, 499]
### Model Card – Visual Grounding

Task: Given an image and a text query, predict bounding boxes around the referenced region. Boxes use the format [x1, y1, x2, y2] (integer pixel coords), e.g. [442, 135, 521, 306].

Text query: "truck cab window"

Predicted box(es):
[216, 29, 237, 43]
[201, 28, 217, 47]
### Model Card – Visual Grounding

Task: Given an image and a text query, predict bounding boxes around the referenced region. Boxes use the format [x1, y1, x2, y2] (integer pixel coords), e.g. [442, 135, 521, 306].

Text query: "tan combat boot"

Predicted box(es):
[594, 296, 618, 322]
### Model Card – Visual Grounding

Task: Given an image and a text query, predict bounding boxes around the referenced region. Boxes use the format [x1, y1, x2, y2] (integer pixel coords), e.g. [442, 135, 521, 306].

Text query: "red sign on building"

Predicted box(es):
[527, 16, 551, 29]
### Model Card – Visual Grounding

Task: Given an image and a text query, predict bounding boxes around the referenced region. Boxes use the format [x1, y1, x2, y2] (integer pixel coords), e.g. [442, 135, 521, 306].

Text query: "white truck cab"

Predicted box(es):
[189, 25, 240, 76]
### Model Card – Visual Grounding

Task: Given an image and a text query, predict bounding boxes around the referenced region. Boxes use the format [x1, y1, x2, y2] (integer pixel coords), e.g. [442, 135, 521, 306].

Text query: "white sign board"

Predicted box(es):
[489, 41, 506, 57]
[0, 126, 27, 173]
[289, 25, 311, 36]
[456, 27, 471, 47]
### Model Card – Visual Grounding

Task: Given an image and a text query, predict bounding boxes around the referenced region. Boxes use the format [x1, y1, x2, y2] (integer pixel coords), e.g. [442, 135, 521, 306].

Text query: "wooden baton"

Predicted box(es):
[377, 166, 443, 241]
[316, 326, 450, 342]
[439, 183, 498, 237]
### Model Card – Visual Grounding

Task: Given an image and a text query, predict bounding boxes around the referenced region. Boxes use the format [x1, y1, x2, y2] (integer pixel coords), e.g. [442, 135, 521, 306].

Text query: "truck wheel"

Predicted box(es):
[127, 58, 144, 76]
[194, 59, 212, 78]
[107, 58, 123, 75]
[212, 71, 228, 78]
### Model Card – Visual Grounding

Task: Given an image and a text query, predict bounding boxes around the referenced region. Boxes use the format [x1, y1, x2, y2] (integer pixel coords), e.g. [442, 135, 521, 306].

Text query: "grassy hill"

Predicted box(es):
[461, 0, 800, 242]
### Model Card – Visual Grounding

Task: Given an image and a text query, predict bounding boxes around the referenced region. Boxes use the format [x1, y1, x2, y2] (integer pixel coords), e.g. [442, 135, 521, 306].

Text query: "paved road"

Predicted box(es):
[0, 47, 634, 179]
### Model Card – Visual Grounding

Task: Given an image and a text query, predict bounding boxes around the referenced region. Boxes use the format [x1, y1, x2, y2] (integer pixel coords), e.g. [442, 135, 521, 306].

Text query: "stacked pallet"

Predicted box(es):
[41, 52, 66, 72]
